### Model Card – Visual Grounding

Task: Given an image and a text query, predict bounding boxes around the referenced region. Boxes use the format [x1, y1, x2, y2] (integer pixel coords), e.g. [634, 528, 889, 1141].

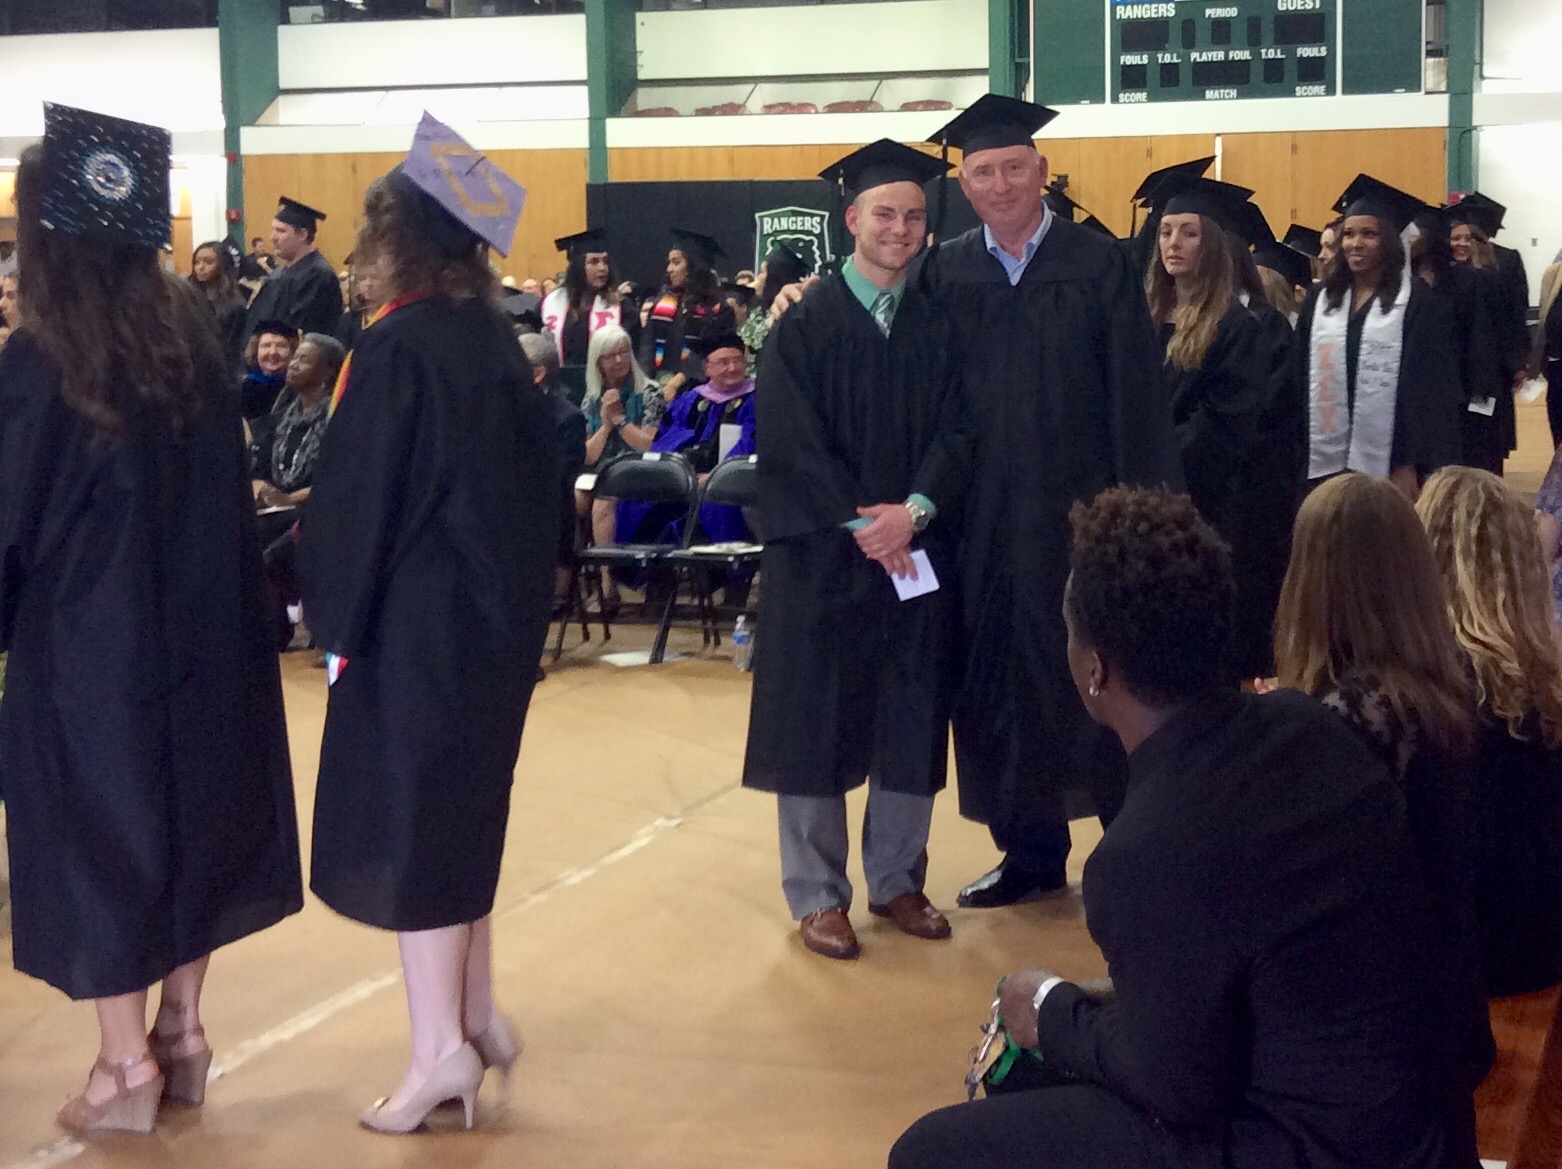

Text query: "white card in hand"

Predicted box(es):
[719, 423, 743, 461]
[892, 549, 940, 601]
[1467, 396, 1497, 417]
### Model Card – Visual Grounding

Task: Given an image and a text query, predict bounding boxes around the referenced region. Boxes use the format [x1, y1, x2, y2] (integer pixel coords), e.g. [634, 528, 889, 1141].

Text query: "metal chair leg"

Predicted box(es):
[650, 565, 680, 664]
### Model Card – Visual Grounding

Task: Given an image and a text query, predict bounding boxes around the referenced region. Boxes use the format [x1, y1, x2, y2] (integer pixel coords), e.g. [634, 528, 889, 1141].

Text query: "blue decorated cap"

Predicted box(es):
[398, 112, 526, 257]
[39, 102, 171, 251]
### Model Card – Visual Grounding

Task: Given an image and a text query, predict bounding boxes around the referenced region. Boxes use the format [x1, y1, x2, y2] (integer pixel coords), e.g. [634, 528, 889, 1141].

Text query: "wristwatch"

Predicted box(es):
[903, 498, 931, 533]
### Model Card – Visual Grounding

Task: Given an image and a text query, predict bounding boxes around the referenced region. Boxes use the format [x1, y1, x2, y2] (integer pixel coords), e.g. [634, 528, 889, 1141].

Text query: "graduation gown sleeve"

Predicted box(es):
[1104, 246, 1186, 492]
[0, 346, 57, 647]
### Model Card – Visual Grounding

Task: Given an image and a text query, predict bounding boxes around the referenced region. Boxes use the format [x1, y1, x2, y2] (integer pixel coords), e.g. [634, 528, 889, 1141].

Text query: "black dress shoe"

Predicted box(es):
[956, 861, 1068, 909]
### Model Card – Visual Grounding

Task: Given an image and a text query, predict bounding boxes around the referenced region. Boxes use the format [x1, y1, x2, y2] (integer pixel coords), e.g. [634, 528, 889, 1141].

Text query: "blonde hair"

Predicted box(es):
[1416, 467, 1562, 748]
[1275, 473, 1473, 754]
[1532, 260, 1562, 376]
[1258, 265, 1299, 319]
[1145, 214, 1234, 371]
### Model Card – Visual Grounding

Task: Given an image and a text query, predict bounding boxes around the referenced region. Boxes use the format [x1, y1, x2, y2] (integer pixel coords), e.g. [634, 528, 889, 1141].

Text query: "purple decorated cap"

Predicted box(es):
[40, 102, 171, 251]
[399, 111, 526, 256]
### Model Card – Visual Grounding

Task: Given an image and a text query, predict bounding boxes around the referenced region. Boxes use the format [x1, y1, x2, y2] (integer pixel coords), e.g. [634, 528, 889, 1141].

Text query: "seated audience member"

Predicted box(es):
[519, 332, 588, 592]
[252, 333, 345, 648]
[1273, 471, 1495, 1155]
[241, 320, 299, 422]
[1417, 466, 1562, 998]
[578, 324, 661, 606]
[521, 277, 542, 297]
[891, 486, 1485, 1169]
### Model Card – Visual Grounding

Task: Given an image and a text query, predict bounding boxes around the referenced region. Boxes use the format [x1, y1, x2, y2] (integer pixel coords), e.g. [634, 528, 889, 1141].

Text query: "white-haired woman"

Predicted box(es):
[579, 324, 663, 607]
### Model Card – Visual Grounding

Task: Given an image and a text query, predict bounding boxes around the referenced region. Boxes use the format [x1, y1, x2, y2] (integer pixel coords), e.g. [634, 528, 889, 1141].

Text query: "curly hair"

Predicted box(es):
[1321, 211, 1405, 315]
[353, 170, 496, 306]
[1065, 486, 1235, 705]
[1144, 214, 1234, 372]
[14, 143, 207, 440]
[1275, 473, 1473, 754]
[1417, 466, 1562, 748]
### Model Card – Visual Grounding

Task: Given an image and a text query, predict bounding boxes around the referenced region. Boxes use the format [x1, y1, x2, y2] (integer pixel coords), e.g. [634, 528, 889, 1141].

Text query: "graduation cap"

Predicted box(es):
[689, 331, 745, 360]
[1133, 157, 1216, 207]
[928, 94, 1060, 156]
[1332, 174, 1432, 235]
[722, 280, 756, 307]
[250, 318, 298, 340]
[555, 227, 607, 258]
[1154, 175, 1269, 244]
[1045, 180, 1117, 239]
[500, 290, 543, 328]
[671, 227, 723, 272]
[818, 138, 949, 201]
[1446, 191, 1507, 237]
[396, 112, 527, 256]
[1254, 242, 1313, 290]
[275, 197, 326, 233]
[764, 239, 812, 282]
[1079, 216, 1116, 238]
[38, 102, 171, 251]
[1282, 224, 1323, 259]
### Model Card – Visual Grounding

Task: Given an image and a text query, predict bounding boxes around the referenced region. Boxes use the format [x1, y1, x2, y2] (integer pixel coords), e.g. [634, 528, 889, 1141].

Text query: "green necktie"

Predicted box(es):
[871, 290, 894, 337]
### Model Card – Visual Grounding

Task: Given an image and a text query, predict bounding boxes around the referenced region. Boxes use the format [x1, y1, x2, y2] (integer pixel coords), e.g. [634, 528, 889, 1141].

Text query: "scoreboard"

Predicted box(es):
[1110, 0, 1338, 103]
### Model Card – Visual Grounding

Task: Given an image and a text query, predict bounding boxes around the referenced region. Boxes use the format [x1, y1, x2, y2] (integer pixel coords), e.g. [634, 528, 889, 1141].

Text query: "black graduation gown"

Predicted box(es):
[1435, 264, 1515, 473]
[1295, 277, 1462, 482]
[0, 317, 302, 1001]
[741, 275, 974, 800]
[641, 295, 736, 381]
[930, 220, 1183, 830]
[245, 248, 344, 340]
[298, 298, 558, 932]
[1157, 301, 1274, 679]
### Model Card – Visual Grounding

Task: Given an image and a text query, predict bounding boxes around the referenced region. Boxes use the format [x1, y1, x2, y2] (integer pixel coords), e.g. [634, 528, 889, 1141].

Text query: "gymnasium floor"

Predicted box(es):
[0, 400, 1550, 1169]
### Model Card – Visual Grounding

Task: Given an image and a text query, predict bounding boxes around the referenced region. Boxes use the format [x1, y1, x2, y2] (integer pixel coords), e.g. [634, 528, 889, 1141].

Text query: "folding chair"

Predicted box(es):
[662, 455, 763, 651]
[554, 451, 697, 663]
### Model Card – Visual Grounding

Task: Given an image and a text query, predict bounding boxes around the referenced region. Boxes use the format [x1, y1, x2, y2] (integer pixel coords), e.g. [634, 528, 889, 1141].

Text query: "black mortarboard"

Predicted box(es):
[1133, 156, 1216, 206]
[928, 94, 1059, 156]
[1080, 215, 1116, 238]
[671, 227, 723, 271]
[1045, 180, 1114, 237]
[689, 331, 745, 360]
[819, 138, 948, 201]
[765, 240, 812, 282]
[39, 102, 171, 251]
[275, 196, 326, 232]
[1446, 191, 1507, 237]
[1155, 175, 1266, 241]
[250, 318, 298, 340]
[555, 227, 607, 258]
[722, 280, 756, 306]
[1333, 174, 1432, 235]
[1254, 242, 1313, 290]
[1282, 224, 1323, 258]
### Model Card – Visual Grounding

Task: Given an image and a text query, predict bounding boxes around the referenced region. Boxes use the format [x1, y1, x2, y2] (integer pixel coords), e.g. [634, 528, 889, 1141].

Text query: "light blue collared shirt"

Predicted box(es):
[984, 204, 1054, 286]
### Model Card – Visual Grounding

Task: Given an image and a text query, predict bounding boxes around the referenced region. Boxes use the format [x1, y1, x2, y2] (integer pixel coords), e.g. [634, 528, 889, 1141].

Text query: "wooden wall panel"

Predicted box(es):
[243, 149, 588, 285]
[1219, 131, 1295, 238]
[1287, 127, 1446, 228]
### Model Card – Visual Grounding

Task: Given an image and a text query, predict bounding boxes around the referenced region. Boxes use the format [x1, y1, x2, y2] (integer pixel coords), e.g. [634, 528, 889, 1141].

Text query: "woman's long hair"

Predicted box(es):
[1275, 473, 1474, 754]
[666, 249, 721, 309]
[1460, 222, 1498, 270]
[1417, 466, 1562, 748]
[353, 171, 495, 305]
[14, 144, 205, 439]
[1144, 214, 1234, 371]
[1321, 213, 1406, 314]
[189, 239, 241, 307]
[1413, 211, 1454, 287]
[566, 248, 620, 318]
[1258, 267, 1300, 319]
[583, 323, 654, 408]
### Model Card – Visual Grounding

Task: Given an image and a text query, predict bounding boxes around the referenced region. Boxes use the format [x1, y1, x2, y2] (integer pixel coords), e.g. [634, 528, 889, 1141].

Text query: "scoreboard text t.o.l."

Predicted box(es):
[1111, 0, 1337, 103]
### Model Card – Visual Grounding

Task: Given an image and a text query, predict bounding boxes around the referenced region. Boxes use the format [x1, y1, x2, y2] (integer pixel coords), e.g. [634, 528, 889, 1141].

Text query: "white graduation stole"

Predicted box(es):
[543, 289, 623, 355]
[1307, 229, 1416, 480]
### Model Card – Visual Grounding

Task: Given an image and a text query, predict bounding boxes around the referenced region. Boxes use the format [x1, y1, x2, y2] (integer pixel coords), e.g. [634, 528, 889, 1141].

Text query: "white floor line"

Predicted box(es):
[5, 812, 690, 1169]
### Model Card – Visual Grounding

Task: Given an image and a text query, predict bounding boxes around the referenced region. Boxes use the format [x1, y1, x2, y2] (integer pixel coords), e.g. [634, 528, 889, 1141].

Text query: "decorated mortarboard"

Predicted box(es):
[1133, 156, 1216, 206]
[689, 331, 745, 359]
[275, 197, 327, 232]
[1333, 174, 1432, 236]
[554, 227, 607, 258]
[818, 139, 949, 201]
[39, 102, 171, 251]
[1282, 224, 1323, 258]
[1445, 191, 1507, 237]
[671, 227, 724, 271]
[1253, 242, 1313, 290]
[928, 94, 1059, 156]
[398, 111, 527, 256]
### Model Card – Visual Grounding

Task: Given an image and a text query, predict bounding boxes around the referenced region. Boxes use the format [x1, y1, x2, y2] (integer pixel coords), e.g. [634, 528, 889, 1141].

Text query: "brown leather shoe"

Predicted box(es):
[869, 892, 952, 940]
[798, 908, 860, 959]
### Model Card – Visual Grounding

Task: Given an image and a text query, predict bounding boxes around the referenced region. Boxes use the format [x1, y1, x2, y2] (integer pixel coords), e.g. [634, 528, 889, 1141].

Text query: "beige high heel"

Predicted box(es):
[358, 1043, 484, 1134]
[149, 1023, 213, 1106]
[57, 1054, 164, 1136]
[470, 1013, 523, 1086]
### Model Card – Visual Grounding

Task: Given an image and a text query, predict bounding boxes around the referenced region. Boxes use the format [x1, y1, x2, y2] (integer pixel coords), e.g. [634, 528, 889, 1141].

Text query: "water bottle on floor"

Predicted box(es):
[732, 616, 754, 672]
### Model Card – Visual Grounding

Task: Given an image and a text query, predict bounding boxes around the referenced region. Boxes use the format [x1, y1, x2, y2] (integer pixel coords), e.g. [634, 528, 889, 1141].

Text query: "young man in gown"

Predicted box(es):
[244, 196, 346, 341]
[742, 140, 975, 960]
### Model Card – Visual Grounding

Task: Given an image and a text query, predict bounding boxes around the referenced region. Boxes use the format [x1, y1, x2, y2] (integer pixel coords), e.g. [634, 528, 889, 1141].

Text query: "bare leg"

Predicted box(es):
[380, 923, 472, 1111]
[461, 916, 495, 1038]
[85, 991, 157, 1104]
[153, 955, 212, 1058]
[591, 498, 620, 600]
